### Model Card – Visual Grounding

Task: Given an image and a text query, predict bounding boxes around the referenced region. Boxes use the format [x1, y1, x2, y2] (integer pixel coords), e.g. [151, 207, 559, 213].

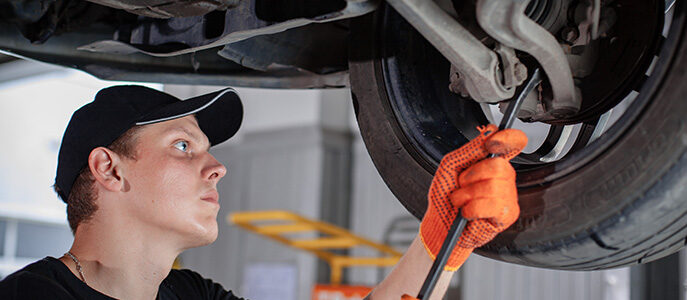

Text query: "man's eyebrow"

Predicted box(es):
[165, 127, 211, 151]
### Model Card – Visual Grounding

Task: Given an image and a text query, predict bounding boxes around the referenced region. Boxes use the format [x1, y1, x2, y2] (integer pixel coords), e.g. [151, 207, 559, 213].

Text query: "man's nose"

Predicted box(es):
[203, 154, 227, 181]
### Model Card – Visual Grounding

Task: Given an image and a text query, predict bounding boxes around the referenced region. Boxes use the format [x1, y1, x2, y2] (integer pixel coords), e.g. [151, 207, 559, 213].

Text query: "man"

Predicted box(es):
[0, 85, 526, 299]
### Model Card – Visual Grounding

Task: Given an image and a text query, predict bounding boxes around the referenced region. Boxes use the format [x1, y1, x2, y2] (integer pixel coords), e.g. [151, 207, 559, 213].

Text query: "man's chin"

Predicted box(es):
[201, 229, 219, 245]
[183, 223, 219, 248]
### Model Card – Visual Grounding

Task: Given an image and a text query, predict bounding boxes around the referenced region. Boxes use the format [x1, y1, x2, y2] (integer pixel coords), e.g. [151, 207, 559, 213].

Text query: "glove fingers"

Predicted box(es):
[461, 195, 519, 224]
[461, 196, 507, 220]
[458, 157, 515, 186]
[450, 178, 516, 209]
[450, 178, 518, 221]
[485, 128, 528, 160]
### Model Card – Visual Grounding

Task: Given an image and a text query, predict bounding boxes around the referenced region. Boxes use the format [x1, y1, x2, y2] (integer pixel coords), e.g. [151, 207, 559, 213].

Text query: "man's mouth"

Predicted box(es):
[200, 190, 219, 204]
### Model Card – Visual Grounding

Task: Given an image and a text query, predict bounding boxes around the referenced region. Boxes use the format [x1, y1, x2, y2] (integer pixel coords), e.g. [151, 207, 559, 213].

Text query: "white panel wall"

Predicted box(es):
[346, 134, 417, 286]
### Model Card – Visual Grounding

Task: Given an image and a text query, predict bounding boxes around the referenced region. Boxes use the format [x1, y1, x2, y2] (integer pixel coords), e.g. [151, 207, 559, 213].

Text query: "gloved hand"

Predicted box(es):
[420, 124, 527, 271]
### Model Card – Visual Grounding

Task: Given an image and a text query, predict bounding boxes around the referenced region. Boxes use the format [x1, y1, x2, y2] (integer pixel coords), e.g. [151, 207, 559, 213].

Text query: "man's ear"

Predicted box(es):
[88, 147, 125, 193]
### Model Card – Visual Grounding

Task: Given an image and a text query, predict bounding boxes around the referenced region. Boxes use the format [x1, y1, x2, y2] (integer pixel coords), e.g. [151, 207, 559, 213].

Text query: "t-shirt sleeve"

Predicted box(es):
[0, 271, 75, 300]
[161, 269, 244, 300]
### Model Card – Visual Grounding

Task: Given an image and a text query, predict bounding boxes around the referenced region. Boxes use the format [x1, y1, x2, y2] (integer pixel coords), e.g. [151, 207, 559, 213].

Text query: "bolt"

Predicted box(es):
[513, 63, 528, 85]
[560, 27, 580, 44]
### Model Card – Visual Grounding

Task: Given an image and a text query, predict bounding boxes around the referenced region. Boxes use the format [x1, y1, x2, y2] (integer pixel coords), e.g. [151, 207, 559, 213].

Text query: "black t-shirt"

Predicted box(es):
[0, 257, 244, 299]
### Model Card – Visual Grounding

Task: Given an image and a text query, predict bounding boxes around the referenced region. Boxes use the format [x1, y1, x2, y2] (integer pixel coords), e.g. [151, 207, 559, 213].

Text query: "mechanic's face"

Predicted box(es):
[122, 115, 226, 249]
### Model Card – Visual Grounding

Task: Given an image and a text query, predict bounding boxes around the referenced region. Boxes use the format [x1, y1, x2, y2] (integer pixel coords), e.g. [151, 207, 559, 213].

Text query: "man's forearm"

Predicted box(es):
[369, 235, 455, 300]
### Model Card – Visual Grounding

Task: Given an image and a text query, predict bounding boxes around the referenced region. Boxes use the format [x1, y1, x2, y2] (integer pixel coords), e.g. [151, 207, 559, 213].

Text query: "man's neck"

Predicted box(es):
[60, 218, 181, 300]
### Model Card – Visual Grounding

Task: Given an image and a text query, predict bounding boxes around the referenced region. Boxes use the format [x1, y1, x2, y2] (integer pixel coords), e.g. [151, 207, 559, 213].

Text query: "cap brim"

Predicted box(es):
[136, 88, 243, 145]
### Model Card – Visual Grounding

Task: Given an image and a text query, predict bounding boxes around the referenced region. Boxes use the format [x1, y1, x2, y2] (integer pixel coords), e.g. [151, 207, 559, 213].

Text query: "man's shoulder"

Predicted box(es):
[161, 269, 244, 300]
[165, 268, 217, 288]
[0, 257, 74, 299]
[1, 257, 63, 283]
[161, 269, 221, 294]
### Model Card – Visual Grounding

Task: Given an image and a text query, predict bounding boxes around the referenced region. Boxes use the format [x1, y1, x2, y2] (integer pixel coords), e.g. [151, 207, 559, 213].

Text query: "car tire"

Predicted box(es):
[348, 0, 687, 270]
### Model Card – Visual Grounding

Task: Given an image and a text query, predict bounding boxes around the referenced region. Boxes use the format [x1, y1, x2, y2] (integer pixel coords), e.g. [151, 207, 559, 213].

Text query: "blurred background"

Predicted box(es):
[0, 57, 683, 300]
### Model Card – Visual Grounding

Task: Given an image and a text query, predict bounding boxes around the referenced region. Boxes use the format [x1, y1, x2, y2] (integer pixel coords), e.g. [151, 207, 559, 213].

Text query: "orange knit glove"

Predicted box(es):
[420, 124, 527, 271]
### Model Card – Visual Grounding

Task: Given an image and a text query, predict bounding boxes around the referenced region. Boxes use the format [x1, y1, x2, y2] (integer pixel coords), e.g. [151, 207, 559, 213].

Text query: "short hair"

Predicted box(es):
[54, 126, 142, 234]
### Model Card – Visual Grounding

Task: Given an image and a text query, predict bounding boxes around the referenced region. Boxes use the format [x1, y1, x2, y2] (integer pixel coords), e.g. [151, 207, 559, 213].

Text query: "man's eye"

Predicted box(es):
[173, 141, 189, 152]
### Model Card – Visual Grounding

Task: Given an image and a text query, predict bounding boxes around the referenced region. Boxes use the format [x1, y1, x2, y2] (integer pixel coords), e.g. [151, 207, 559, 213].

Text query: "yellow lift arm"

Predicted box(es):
[228, 210, 402, 285]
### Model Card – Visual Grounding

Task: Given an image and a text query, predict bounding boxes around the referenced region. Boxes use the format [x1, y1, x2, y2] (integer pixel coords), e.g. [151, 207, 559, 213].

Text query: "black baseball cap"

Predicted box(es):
[55, 85, 243, 202]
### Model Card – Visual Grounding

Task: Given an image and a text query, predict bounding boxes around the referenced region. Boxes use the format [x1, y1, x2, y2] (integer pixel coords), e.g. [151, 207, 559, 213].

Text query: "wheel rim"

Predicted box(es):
[377, 0, 676, 188]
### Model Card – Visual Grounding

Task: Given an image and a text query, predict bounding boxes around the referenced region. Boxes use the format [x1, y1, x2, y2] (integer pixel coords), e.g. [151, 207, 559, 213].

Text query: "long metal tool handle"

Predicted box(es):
[416, 213, 468, 299]
[487, 68, 542, 158]
[498, 68, 542, 131]
[416, 68, 541, 300]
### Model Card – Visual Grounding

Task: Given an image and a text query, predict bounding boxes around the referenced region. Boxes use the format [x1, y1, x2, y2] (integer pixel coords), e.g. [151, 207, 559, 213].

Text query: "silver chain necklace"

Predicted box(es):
[64, 251, 86, 282]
